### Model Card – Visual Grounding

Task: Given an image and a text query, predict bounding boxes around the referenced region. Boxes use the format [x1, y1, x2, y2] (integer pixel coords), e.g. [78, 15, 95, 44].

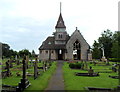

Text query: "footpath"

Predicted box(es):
[45, 61, 65, 91]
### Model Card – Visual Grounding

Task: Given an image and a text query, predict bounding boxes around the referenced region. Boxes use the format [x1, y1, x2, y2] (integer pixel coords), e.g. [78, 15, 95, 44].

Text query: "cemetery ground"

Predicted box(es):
[1, 58, 120, 91]
[1, 58, 57, 91]
[63, 61, 119, 90]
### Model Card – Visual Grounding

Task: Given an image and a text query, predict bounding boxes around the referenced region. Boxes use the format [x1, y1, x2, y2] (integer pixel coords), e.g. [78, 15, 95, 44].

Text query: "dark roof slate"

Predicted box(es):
[39, 36, 69, 50]
[55, 13, 66, 28]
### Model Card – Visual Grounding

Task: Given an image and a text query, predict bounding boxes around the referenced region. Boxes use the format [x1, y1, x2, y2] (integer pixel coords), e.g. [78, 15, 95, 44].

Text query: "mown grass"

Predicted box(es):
[24, 61, 57, 92]
[63, 62, 118, 90]
[2, 61, 57, 91]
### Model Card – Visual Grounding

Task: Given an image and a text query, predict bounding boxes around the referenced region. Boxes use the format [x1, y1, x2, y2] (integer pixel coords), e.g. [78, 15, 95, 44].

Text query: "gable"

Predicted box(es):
[66, 29, 90, 49]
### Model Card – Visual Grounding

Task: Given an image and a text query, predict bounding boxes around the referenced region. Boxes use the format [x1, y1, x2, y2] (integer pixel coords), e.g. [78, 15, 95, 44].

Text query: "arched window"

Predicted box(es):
[58, 34, 62, 38]
[73, 40, 81, 60]
[73, 40, 80, 50]
[58, 34, 61, 38]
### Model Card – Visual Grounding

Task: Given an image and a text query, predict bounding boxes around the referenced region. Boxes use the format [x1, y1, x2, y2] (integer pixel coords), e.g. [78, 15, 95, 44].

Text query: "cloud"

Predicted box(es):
[0, 0, 119, 54]
[0, 15, 55, 53]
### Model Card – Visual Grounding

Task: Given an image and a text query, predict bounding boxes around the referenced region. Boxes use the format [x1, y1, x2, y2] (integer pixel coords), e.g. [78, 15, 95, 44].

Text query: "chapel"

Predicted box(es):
[38, 5, 92, 61]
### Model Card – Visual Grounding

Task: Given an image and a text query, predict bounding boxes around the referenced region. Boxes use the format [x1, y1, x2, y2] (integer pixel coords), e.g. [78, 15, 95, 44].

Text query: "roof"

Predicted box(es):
[55, 13, 66, 28]
[39, 36, 69, 50]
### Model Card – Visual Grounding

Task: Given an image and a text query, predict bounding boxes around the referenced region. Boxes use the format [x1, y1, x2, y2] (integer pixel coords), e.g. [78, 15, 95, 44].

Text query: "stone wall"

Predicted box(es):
[51, 50, 57, 60]
[88, 53, 92, 61]
[66, 29, 90, 60]
[39, 50, 57, 60]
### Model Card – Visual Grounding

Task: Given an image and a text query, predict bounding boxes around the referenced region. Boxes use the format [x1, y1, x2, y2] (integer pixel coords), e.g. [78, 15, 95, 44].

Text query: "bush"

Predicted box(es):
[75, 63, 81, 69]
[69, 63, 75, 68]
[69, 63, 81, 69]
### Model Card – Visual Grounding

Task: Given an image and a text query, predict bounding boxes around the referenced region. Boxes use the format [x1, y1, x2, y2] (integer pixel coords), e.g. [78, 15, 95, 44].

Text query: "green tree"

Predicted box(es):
[9, 49, 18, 59]
[92, 40, 101, 59]
[98, 29, 113, 58]
[111, 31, 120, 58]
[2, 43, 10, 58]
[2, 43, 18, 58]
[18, 49, 31, 58]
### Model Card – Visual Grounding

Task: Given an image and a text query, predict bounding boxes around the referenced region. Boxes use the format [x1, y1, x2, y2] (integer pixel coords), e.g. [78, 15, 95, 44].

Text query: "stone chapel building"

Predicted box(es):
[38, 11, 92, 61]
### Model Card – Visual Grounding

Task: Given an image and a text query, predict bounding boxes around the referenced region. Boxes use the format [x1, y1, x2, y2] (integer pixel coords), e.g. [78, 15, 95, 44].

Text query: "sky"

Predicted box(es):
[0, 0, 119, 54]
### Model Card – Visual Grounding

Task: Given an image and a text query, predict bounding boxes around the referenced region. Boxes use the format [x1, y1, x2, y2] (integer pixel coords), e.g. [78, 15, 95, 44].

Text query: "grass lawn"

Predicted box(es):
[2, 61, 57, 91]
[24, 61, 57, 92]
[63, 62, 118, 90]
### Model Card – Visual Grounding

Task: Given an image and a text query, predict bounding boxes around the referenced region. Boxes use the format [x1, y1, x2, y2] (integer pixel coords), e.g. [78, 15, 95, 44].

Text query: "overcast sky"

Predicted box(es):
[0, 0, 119, 54]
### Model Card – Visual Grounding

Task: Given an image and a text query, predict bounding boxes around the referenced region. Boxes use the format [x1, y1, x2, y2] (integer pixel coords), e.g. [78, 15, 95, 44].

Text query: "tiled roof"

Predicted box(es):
[39, 36, 69, 50]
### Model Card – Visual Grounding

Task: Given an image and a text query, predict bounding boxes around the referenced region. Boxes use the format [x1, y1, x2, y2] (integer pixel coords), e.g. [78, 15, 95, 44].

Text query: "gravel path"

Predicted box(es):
[45, 61, 65, 91]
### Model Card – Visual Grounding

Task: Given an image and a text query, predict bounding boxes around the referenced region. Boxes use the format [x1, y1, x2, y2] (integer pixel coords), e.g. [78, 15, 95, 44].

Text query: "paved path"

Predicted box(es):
[45, 61, 65, 91]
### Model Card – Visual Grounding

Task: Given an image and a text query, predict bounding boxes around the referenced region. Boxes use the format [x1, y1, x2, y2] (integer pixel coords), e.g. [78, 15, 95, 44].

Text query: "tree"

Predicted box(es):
[32, 50, 35, 57]
[98, 29, 113, 58]
[2, 43, 18, 58]
[18, 49, 31, 58]
[92, 40, 101, 59]
[2, 43, 10, 58]
[111, 31, 120, 58]
[9, 49, 18, 59]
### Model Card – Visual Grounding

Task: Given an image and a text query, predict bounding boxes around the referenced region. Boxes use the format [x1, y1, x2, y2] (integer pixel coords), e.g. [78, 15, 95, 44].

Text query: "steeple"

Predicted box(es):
[54, 2, 67, 45]
[55, 2, 66, 28]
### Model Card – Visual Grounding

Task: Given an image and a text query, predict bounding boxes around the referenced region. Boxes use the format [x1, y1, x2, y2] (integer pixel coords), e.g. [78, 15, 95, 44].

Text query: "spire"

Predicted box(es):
[55, 2, 66, 28]
[60, 2, 61, 13]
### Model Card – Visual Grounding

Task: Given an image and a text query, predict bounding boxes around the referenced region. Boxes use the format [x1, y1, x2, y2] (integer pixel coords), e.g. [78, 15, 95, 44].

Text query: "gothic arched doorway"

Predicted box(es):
[73, 40, 81, 60]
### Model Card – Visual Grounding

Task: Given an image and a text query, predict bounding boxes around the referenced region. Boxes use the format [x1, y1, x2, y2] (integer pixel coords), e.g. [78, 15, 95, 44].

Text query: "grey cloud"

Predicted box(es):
[1, 16, 54, 53]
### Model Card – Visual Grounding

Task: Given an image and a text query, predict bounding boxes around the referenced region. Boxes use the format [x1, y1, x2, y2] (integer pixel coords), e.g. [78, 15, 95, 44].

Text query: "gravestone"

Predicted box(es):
[26, 56, 29, 69]
[34, 58, 38, 79]
[88, 66, 94, 76]
[9, 60, 13, 68]
[43, 61, 47, 72]
[45, 62, 47, 71]
[15, 55, 18, 60]
[17, 60, 20, 65]
[16, 56, 30, 91]
[112, 66, 117, 72]
[6, 60, 10, 77]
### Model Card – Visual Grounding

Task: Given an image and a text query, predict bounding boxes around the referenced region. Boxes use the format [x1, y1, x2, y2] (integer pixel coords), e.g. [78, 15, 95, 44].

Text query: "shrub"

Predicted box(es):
[69, 63, 75, 68]
[69, 63, 81, 69]
[75, 63, 81, 69]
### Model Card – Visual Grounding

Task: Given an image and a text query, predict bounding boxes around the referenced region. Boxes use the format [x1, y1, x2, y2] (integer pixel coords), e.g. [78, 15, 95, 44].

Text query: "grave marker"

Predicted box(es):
[101, 45, 107, 62]
[88, 66, 94, 76]
[17, 60, 20, 65]
[16, 56, 30, 91]
[9, 60, 13, 68]
[34, 58, 38, 79]
[26, 56, 29, 69]
[6, 60, 10, 77]
[15, 55, 18, 60]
